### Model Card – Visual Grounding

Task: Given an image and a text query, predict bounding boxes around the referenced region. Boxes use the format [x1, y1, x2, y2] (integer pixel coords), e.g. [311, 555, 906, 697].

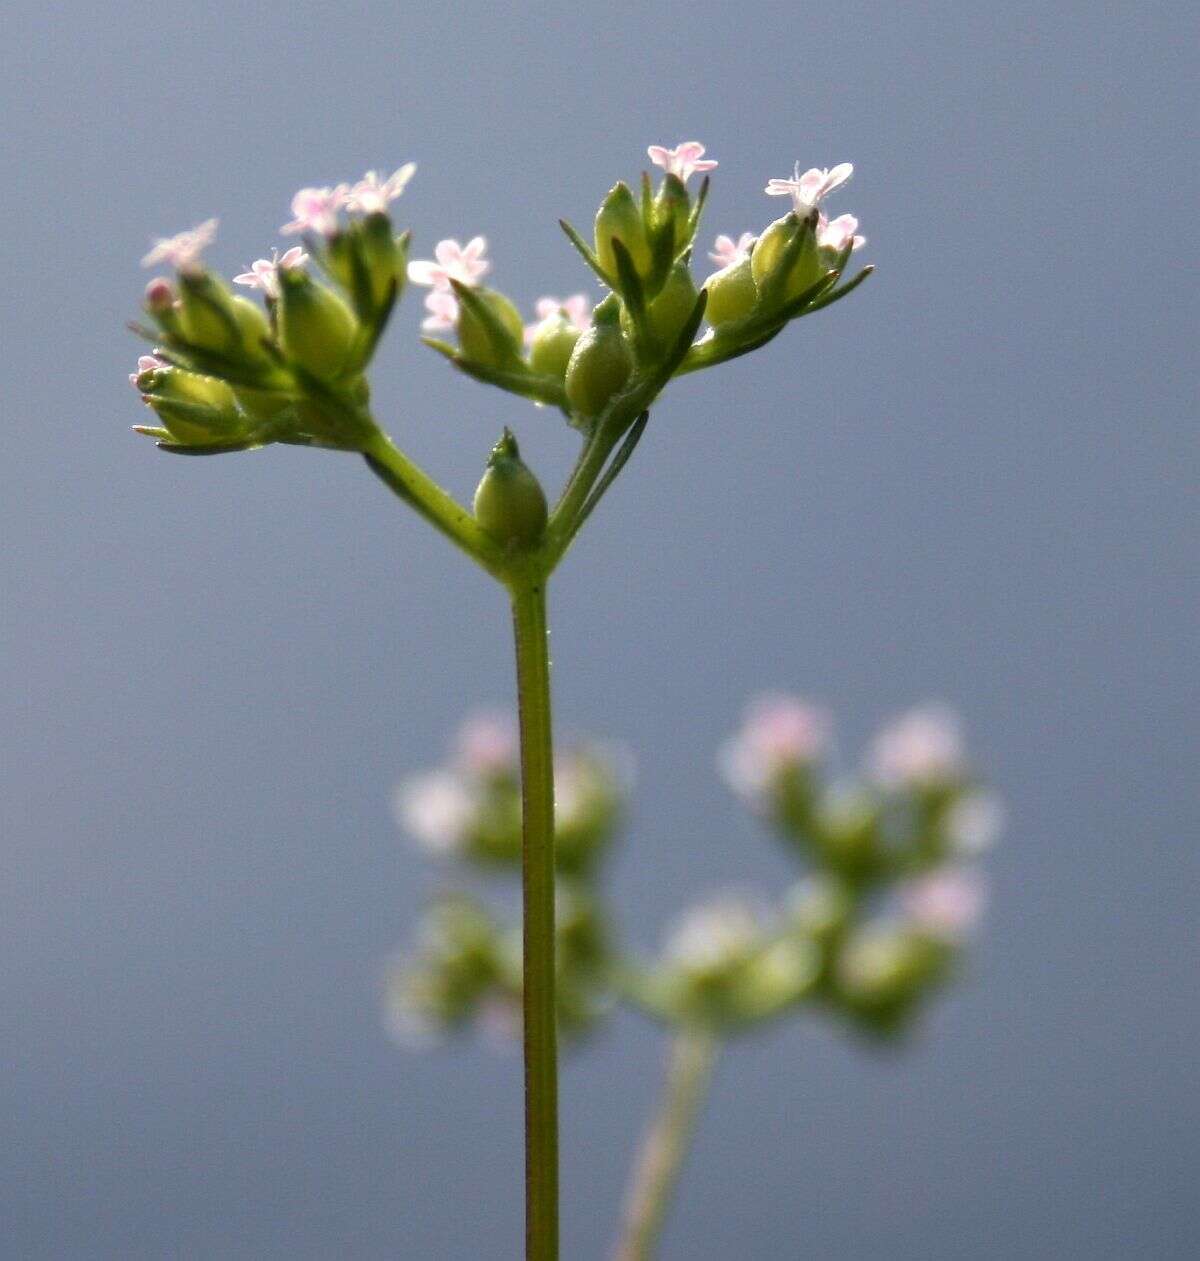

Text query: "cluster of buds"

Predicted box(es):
[130, 167, 415, 453]
[386, 713, 629, 1045]
[385, 699, 1000, 1048]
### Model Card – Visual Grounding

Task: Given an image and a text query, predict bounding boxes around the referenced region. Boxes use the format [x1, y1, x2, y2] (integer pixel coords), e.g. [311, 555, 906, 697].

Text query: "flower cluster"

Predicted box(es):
[385, 699, 1000, 1047]
[385, 713, 629, 1045]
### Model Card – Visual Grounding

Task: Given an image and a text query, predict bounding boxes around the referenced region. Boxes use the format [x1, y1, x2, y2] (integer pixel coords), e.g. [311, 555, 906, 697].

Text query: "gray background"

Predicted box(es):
[3, 1, 1196, 1256]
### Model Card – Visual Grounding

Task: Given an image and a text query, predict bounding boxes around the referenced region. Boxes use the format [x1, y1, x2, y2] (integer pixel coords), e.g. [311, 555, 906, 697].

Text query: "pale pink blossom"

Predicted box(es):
[664, 898, 762, 974]
[647, 141, 718, 183]
[280, 184, 349, 236]
[232, 246, 308, 298]
[141, 218, 218, 272]
[128, 353, 167, 389]
[900, 869, 987, 939]
[455, 712, 518, 776]
[708, 232, 756, 267]
[765, 162, 854, 214]
[817, 212, 866, 253]
[869, 703, 966, 788]
[393, 770, 476, 856]
[344, 163, 416, 214]
[407, 237, 489, 290]
[943, 792, 1005, 856]
[524, 293, 591, 343]
[421, 288, 459, 332]
[719, 694, 831, 804]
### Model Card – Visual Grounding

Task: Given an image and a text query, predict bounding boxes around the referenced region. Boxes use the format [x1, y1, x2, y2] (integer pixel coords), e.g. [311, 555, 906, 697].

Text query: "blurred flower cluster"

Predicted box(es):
[385, 699, 1001, 1048]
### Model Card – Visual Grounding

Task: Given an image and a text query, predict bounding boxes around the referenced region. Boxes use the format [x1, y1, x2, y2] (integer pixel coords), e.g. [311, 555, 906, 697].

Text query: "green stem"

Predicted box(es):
[613, 1030, 720, 1261]
[361, 429, 509, 580]
[511, 578, 559, 1261]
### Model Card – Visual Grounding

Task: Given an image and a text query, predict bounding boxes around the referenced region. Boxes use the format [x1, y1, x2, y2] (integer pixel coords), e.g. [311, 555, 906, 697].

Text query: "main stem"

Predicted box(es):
[613, 1030, 719, 1261]
[511, 578, 559, 1261]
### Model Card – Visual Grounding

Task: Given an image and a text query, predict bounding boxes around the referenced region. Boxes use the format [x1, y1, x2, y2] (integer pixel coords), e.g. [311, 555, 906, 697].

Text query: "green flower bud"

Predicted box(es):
[276, 268, 359, 380]
[564, 299, 633, 418]
[456, 287, 524, 367]
[326, 214, 408, 316]
[140, 367, 247, 446]
[623, 261, 697, 347]
[750, 213, 822, 306]
[594, 182, 651, 281]
[177, 272, 269, 359]
[473, 429, 548, 548]
[704, 255, 758, 327]
[528, 313, 582, 380]
[651, 172, 690, 254]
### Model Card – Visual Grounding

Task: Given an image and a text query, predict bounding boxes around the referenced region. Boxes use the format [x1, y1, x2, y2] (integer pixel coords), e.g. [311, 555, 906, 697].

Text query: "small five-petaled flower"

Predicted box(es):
[233, 246, 309, 298]
[141, 219, 218, 272]
[709, 232, 757, 267]
[647, 141, 718, 183]
[765, 162, 854, 213]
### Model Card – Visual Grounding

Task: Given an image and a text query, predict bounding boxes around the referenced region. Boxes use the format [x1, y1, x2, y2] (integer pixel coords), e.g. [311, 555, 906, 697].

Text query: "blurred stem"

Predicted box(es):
[613, 1029, 720, 1261]
[511, 578, 559, 1261]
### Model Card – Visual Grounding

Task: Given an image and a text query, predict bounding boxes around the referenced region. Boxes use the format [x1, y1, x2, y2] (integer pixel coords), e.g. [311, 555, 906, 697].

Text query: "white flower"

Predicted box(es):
[141, 218, 218, 272]
[816, 212, 866, 253]
[647, 141, 718, 183]
[943, 792, 1005, 856]
[281, 185, 349, 236]
[664, 899, 762, 974]
[407, 237, 489, 290]
[708, 232, 756, 267]
[868, 703, 965, 788]
[765, 162, 853, 214]
[393, 770, 476, 856]
[899, 869, 987, 940]
[420, 288, 459, 332]
[719, 693, 831, 805]
[232, 246, 308, 298]
[344, 163, 416, 214]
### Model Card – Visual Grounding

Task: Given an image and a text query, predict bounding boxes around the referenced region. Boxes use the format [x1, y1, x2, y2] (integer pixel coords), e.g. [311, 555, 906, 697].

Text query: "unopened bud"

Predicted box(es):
[457, 287, 524, 367]
[528, 314, 583, 380]
[652, 173, 690, 253]
[473, 429, 548, 548]
[751, 213, 822, 306]
[140, 367, 247, 446]
[564, 298, 633, 418]
[704, 256, 758, 326]
[594, 182, 651, 281]
[624, 261, 697, 347]
[276, 268, 359, 379]
[144, 277, 176, 313]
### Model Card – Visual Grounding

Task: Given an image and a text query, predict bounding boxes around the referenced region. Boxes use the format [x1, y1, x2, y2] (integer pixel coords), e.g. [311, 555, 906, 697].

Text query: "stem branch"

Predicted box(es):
[613, 1030, 720, 1261]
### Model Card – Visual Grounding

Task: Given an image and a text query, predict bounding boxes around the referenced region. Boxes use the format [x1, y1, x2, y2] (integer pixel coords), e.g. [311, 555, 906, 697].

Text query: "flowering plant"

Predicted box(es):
[127, 143, 996, 1259]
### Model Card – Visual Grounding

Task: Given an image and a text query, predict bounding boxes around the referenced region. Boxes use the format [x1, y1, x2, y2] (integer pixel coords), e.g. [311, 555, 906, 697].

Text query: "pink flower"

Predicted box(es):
[708, 232, 756, 267]
[128, 353, 167, 389]
[765, 162, 854, 214]
[869, 703, 965, 788]
[280, 184, 349, 236]
[344, 163, 416, 214]
[455, 712, 518, 777]
[232, 246, 308, 298]
[141, 218, 218, 272]
[719, 693, 831, 805]
[647, 141, 718, 183]
[817, 212, 866, 253]
[899, 869, 987, 940]
[524, 293, 591, 343]
[407, 237, 490, 290]
[421, 288, 459, 332]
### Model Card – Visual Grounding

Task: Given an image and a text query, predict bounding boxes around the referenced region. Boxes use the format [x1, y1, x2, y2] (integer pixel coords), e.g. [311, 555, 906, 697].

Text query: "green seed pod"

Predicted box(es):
[652, 172, 690, 253]
[456, 287, 524, 367]
[528, 313, 583, 380]
[594, 182, 651, 281]
[564, 300, 633, 418]
[140, 367, 247, 445]
[276, 268, 359, 379]
[473, 429, 548, 548]
[750, 213, 822, 305]
[326, 214, 408, 316]
[177, 271, 254, 356]
[704, 256, 758, 327]
[623, 261, 697, 347]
